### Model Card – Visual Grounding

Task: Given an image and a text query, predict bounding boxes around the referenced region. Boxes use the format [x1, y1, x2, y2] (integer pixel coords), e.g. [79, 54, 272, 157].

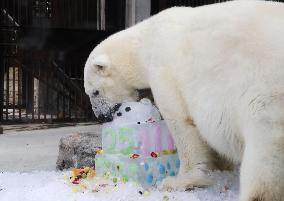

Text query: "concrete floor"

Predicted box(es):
[0, 124, 101, 172]
[2, 122, 97, 134]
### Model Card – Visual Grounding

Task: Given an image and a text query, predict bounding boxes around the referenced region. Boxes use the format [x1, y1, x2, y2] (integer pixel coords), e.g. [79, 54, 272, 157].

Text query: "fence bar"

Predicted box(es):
[56, 82, 59, 120]
[68, 66, 72, 119]
[25, 68, 28, 120]
[63, 94, 66, 119]
[0, 55, 4, 122]
[5, 61, 9, 121]
[31, 63, 34, 121]
[12, 65, 16, 120]
[44, 66, 48, 121]
[74, 92, 77, 120]
[18, 66, 21, 120]
[38, 63, 41, 120]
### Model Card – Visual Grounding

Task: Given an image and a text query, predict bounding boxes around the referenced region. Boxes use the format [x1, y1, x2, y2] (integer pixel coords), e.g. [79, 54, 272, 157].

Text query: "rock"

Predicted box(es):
[56, 132, 102, 170]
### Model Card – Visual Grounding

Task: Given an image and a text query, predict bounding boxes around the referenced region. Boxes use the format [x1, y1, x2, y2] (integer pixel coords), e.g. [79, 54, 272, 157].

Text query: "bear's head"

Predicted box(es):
[84, 27, 149, 123]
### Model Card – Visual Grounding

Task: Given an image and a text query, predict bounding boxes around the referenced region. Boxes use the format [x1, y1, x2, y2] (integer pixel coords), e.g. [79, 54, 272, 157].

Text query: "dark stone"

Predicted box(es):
[56, 132, 101, 170]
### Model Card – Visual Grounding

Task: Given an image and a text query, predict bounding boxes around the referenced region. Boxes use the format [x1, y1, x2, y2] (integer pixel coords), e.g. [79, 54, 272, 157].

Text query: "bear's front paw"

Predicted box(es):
[160, 171, 213, 192]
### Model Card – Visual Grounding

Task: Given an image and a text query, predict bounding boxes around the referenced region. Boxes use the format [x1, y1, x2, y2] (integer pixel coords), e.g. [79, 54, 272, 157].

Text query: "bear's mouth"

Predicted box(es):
[89, 96, 122, 123]
[89, 88, 150, 123]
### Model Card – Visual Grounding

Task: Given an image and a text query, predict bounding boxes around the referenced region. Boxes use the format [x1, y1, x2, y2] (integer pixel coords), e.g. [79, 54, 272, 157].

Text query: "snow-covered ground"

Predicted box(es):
[0, 170, 239, 201]
[0, 125, 240, 201]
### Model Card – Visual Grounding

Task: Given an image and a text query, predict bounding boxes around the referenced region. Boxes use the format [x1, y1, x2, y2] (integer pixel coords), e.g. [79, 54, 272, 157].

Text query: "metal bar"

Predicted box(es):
[63, 94, 65, 119]
[75, 0, 78, 27]
[56, 80, 59, 120]
[81, 0, 83, 26]
[38, 62, 41, 120]
[68, 66, 71, 119]
[6, 62, 9, 120]
[0, 53, 4, 122]
[17, 0, 20, 23]
[25, 68, 28, 120]
[86, 0, 89, 24]
[11, 0, 15, 22]
[44, 65, 48, 121]
[62, 55, 66, 120]
[67, 0, 70, 27]
[47, 66, 54, 122]
[12, 65, 15, 120]
[68, 92, 71, 119]
[63, 0, 66, 28]
[74, 92, 77, 120]
[26, 0, 29, 25]
[18, 66, 21, 120]
[80, 92, 83, 119]
[31, 62, 34, 121]
[0, 26, 4, 129]
[84, 94, 88, 121]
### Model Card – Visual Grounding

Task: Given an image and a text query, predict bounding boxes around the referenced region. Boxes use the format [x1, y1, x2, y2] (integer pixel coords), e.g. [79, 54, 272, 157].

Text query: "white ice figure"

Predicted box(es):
[112, 98, 162, 125]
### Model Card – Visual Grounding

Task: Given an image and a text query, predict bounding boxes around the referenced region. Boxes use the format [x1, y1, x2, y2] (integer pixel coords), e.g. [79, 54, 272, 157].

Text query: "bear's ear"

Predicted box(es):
[93, 55, 111, 76]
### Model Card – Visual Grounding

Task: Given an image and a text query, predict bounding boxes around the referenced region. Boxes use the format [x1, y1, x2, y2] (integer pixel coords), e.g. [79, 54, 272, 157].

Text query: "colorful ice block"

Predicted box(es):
[97, 99, 179, 189]
[95, 153, 180, 189]
[102, 120, 176, 156]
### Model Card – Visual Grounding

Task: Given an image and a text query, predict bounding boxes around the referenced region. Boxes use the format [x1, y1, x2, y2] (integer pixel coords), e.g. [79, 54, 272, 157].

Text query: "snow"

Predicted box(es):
[0, 125, 239, 201]
[0, 170, 239, 201]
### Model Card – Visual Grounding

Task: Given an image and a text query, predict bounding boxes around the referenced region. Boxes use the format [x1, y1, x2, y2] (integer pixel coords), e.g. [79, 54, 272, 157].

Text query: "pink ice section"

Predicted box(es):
[102, 120, 177, 156]
[155, 125, 162, 152]
[139, 122, 176, 154]
[167, 129, 175, 150]
[141, 129, 150, 155]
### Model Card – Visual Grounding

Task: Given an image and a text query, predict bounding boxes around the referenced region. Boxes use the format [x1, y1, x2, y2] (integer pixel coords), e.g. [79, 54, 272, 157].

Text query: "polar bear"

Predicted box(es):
[84, 1, 284, 200]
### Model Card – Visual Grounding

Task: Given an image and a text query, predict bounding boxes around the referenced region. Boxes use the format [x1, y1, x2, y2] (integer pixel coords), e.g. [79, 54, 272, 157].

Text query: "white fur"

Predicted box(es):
[84, 1, 284, 200]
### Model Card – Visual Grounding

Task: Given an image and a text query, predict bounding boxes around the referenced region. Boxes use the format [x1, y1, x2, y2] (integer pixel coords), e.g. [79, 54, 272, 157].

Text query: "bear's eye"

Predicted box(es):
[125, 107, 131, 112]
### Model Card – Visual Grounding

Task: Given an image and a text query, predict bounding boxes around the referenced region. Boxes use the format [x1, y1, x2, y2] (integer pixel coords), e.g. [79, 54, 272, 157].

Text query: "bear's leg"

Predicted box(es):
[160, 119, 215, 191]
[149, 75, 215, 191]
[240, 123, 284, 201]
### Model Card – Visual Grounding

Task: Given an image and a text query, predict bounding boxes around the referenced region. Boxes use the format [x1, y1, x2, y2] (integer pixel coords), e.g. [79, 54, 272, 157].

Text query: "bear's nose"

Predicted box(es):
[93, 90, 99, 97]
[97, 114, 113, 123]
